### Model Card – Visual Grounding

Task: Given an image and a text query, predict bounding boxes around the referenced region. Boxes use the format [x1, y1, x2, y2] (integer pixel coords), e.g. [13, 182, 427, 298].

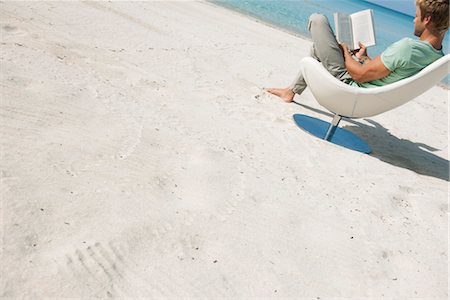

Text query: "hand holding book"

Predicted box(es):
[353, 42, 367, 60]
[341, 42, 370, 64]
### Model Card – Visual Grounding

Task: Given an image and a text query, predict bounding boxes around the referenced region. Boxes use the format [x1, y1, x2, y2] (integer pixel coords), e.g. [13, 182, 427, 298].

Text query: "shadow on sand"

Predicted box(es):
[293, 102, 449, 182]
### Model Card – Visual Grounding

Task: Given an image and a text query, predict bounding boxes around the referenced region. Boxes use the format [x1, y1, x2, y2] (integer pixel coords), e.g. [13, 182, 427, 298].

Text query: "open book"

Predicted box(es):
[334, 9, 376, 50]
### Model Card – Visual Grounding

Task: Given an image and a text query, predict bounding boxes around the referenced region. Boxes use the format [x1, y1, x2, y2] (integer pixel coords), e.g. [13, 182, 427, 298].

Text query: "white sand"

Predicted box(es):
[1, 1, 448, 298]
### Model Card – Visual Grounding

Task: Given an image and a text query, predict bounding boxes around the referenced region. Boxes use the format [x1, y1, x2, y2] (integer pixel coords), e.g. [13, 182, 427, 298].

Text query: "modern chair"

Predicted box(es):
[293, 54, 450, 153]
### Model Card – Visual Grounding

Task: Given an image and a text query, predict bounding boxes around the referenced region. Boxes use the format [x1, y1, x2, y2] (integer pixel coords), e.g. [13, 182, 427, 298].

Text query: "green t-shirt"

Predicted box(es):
[351, 38, 444, 88]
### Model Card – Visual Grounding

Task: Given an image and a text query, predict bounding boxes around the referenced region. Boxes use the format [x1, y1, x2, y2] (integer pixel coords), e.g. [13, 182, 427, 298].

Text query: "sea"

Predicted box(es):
[210, 0, 449, 86]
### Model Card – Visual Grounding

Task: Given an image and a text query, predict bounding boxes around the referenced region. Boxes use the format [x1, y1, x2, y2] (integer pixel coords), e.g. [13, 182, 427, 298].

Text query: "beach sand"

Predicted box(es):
[1, 1, 448, 298]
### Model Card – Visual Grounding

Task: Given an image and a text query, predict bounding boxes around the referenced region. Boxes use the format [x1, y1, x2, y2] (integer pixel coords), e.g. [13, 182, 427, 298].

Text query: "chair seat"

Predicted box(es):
[301, 55, 450, 118]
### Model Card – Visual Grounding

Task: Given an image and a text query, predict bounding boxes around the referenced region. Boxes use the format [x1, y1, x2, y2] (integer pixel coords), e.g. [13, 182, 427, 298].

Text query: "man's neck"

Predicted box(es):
[420, 30, 444, 50]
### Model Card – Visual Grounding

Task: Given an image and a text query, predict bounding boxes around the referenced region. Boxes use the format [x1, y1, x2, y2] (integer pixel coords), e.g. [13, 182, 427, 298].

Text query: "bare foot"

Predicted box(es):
[264, 87, 295, 103]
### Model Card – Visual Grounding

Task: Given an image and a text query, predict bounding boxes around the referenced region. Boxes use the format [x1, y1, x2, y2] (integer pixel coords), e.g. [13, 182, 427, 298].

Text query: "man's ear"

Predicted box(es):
[423, 15, 432, 25]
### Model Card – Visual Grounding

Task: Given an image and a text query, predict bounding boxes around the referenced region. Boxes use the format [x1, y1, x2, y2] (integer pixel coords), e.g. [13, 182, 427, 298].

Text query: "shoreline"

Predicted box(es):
[205, 1, 314, 43]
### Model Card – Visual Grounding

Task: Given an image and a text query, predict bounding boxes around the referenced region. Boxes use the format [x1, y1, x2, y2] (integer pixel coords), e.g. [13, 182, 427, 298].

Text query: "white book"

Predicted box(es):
[334, 9, 376, 50]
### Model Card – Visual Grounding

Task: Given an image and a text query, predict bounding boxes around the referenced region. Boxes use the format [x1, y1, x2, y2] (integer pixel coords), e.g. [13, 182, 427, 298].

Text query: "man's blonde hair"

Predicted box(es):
[417, 0, 449, 34]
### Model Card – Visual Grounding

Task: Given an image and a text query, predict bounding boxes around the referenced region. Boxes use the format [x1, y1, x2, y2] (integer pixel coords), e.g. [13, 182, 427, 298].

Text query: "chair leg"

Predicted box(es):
[324, 114, 342, 141]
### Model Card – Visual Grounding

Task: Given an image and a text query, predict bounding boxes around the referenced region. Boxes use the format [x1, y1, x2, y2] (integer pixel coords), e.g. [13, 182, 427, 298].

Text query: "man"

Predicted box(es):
[266, 0, 449, 103]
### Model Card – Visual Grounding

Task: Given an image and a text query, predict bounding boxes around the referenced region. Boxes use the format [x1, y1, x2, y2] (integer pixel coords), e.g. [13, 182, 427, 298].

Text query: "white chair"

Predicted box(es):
[293, 54, 450, 153]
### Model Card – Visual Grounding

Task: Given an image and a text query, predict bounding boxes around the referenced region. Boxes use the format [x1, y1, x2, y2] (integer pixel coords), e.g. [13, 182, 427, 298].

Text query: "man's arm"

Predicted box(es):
[341, 43, 391, 83]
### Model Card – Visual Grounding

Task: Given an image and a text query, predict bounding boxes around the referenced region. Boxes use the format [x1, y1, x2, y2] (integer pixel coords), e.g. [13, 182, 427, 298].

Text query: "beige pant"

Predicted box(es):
[290, 13, 352, 94]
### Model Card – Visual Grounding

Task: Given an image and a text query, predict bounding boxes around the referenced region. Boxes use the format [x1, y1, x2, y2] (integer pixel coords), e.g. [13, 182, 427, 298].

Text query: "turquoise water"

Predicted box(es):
[211, 0, 449, 85]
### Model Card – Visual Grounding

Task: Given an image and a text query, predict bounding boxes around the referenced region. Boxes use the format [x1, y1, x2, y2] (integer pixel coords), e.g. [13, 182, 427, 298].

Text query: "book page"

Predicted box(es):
[334, 12, 353, 47]
[350, 9, 376, 49]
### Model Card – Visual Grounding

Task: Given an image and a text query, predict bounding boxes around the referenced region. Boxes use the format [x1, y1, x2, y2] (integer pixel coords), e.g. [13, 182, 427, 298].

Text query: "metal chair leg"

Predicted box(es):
[324, 114, 342, 141]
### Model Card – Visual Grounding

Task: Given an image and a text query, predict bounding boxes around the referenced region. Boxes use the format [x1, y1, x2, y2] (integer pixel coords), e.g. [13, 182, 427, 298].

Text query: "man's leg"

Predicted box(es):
[289, 13, 351, 95]
[308, 13, 351, 80]
[267, 13, 351, 102]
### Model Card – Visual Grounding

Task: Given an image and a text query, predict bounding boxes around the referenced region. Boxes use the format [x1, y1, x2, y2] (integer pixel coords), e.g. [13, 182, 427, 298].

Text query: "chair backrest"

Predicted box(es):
[301, 54, 450, 118]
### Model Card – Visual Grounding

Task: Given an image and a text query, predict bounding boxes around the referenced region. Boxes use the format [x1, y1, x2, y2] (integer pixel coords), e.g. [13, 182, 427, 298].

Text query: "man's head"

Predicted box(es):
[415, 0, 449, 37]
